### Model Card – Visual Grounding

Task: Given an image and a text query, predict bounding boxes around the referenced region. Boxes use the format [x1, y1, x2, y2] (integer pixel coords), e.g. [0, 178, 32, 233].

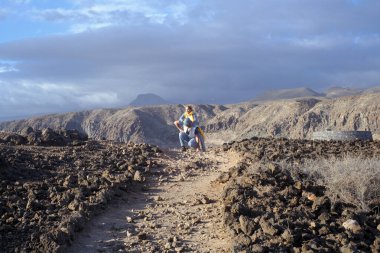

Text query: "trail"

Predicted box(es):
[67, 148, 241, 253]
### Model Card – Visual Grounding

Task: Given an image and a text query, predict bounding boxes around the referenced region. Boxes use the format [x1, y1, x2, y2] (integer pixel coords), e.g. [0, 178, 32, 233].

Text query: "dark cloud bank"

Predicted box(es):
[1, 0, 380, 120]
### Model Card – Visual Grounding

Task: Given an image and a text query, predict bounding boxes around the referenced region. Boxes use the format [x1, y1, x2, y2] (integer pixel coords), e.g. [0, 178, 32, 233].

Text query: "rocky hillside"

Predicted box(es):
[0, 93, 379, 147]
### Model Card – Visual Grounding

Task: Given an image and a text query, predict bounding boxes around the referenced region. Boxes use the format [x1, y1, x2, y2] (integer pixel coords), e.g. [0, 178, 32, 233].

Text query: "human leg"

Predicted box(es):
[179, 132, 190, 147]
[198, 135, 206, 151]
[188, 138, 198, 149]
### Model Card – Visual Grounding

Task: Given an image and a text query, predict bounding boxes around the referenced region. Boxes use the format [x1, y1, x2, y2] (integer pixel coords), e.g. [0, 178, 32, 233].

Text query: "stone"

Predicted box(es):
[250, 245, 264, 253]
[281, 229, 294, 243]
[371, 237, 380, 252]
[239, 215, 256, 236]
[342, 219, 362, 234]
[294, 181, 302, 190]
[63, 175, 77, 188]
[340, 245, 356, 253]
[164, 242, 171, 249]
[312, 196, 331, 213]
[317, 212, 330, 223]
[133, 171, 143, 182]
[259, 218, 278, 236]
[137, 233, 147, 241]
[67, 199, 80, 211]
[303, 192, 317, 202]
[154, 196, 163, 201]
[175, 247, 184, 252]
[199, 195, 210, 204]
[318, 226, 330, 236]
[217, 172, 231, 183]
[232, 234, 252, 251]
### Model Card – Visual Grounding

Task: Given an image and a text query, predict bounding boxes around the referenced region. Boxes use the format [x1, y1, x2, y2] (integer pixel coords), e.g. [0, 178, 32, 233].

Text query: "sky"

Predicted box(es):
[1, 0, 380, 120]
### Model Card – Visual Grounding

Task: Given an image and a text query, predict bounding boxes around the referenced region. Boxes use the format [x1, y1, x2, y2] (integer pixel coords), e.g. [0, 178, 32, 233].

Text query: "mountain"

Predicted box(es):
[129, 93, 169, 106]
[364, 85, 380, 94]
[255, 87, 323, 101]
[324, 86, 362, 98]
[1, 93, 379, 147]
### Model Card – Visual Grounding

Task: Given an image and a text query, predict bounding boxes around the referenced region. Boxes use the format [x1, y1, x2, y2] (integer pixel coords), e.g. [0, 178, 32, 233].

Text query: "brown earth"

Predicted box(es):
[67, 149, 241, 253]
[1, 131, 379, 253]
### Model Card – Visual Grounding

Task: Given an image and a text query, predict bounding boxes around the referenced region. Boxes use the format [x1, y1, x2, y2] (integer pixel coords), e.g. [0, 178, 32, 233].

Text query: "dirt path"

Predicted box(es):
[67, 148, 241, 253]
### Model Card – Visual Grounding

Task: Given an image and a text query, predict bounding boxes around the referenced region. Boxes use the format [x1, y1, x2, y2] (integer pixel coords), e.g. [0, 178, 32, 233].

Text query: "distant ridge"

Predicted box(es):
[325, 87, 362, 98]
[255, 87, 323, 101]
[364, 85, 380, 94]
[1, 93, 379, 146]
[129, 93, 169, 106]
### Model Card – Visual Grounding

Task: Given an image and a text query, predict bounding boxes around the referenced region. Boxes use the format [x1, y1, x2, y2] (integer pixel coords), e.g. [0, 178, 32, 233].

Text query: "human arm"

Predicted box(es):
[174, 120, 183, 132]
[174, 113, 185, 132]
[192, 113, 199, 126]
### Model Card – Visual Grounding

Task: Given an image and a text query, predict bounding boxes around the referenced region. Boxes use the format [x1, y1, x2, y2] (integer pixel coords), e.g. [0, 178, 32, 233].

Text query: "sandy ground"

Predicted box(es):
[67, 148, 241, 253]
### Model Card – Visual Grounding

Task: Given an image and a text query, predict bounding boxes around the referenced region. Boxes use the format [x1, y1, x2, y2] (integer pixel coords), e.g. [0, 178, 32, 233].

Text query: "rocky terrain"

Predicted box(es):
[0, 127, 88, 146]
[219, 138, 380, 252]
[0, 129, 161, 252]
[1, 127, 379, 252]
[0, 93, 379, 147]
[0, 91, 379, 252]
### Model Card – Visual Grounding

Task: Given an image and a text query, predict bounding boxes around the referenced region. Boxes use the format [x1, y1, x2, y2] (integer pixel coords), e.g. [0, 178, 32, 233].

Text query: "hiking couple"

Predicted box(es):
[174, 105, 206, 152]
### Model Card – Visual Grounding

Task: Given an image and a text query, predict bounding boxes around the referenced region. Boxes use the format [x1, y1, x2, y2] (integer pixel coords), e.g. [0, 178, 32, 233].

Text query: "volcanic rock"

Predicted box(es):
[220, 137, 380, 252]
[0, 138, 160, 252]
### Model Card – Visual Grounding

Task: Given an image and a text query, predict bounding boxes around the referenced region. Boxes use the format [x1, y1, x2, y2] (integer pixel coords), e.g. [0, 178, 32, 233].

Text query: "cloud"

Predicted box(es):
[0, 80, 122, 119]
[7, 0, 31, 4]
[0, 60, 19, 73]
[0, 8, 9, 19]
[31, 0, 193, 33]
[77, 92, 119, 106]
[1, 0, 380, 119]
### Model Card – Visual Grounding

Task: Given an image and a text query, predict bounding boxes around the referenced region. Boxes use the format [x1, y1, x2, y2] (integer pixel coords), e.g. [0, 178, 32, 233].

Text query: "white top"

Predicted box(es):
[184, 126, 196, 138]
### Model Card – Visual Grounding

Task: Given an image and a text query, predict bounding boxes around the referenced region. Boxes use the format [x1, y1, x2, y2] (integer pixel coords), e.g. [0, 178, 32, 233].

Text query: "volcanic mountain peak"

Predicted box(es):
[129, 93, 169, 106]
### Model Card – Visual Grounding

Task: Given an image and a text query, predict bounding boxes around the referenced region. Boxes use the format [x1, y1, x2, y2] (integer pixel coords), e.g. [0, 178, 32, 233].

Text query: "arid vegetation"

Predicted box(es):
[300, 156, 380, 211]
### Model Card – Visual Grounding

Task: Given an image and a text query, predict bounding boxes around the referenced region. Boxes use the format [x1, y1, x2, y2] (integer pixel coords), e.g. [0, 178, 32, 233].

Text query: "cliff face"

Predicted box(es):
[295, 94, 380, 138]
[235, 94, 380, 140]
[1, 93, 379, 147]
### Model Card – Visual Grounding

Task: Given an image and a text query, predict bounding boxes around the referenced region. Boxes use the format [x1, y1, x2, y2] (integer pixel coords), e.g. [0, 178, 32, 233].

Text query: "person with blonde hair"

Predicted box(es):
[174, 105, 205, 152]
[174, 105, 199, 129]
